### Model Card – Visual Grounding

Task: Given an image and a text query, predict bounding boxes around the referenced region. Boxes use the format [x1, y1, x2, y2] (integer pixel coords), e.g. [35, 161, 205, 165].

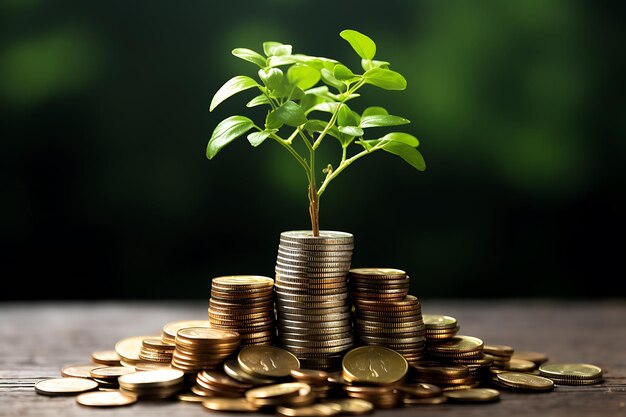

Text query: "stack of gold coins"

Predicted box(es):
[341, 346, 407, 409]
[410, 361, 476, 390]
[291, 369, 332, 399]
[208, 276, 275, 347]
[484, 344, 514, 368]
[161, 320, 211, 345]
[348, 268, 409, 301]
[118, 369, 185, 399]
[89, 366, 135, 389]
[274, 231, 354, 370]
[191, 370, 252, 398]
[538, 363, 603, 385]
[451, 355, 494, 384]
[427, 335, 483, 361]
[422, 314, 460, 341]
[139, 337, 175, 364]
[171, 327, 240, 374]
[352, 293, 425, 365]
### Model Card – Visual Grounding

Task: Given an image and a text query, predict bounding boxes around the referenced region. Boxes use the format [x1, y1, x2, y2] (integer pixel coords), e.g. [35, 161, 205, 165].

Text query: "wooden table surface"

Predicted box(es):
[1, 300, 625, 417]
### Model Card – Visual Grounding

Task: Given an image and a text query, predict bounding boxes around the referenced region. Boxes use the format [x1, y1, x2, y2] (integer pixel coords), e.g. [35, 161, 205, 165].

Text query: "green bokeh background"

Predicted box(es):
[2, 0, 624, 299]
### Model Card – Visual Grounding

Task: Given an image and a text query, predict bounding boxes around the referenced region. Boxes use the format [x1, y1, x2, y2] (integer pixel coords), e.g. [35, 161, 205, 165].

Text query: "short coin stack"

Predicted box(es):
[171, 327, 240, 374]
[410, 361, 476, 390]
[139, 337, 175, 364]
[483, 344, 514, 368]
[192, 370, 252, 398]
[274, 231, 354, 370]
[349, 268, 409, 301]
[118, 369, 185, 399]
[352, 280, 426, 365]
[539, 363, 603, 385]
[423, 314, 460, 341]
[209, 276, 275, 347]
[89, 366, 135, 389]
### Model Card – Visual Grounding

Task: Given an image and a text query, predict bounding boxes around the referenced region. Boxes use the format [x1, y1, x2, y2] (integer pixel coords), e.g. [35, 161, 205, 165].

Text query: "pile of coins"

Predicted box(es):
[423, 314, 459, 341]
[118, 369, 185, 399]
[209, 276, 275, 347]
[350, 269, 426, 365]
[274, 231, 354, 370]
[171, 327, 240, 374]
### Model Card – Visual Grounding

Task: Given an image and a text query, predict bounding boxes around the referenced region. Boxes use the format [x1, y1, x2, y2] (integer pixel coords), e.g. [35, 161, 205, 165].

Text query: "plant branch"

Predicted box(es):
[317, 145, 382, 197]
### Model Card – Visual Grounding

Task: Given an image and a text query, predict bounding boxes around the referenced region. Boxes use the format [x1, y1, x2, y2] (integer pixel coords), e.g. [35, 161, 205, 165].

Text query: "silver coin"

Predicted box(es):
[280, 230, 354, 243]
[278, 241, 354, 252]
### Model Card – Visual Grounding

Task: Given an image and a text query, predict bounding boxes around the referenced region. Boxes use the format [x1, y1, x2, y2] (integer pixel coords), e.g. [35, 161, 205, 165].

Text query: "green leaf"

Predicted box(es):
[270, 77, 305, 100]
[304, 120, 328, 133]
[333, 64, 356, 81]
[287, 65, 321, 90]
[340, 29, 376, 60]
[360, 115, 410, 128]
[338, 103, 360, 127]
[338, 126, 364, 137]
[258, 68, 283, 90]
[246, 95, 271, 108]
[272, 101, 307, 127]
[207, 116, 254, 159]
[362, 106, 388, 117]
[306, 102, 341, 114]
[320, 68, 346, 92]
[263, 41, 292, 57]
[210, 76, 259, 112]
[231, 48, 266, 68]
[361, 59, 390, 72]
[247, 130, 273, 147]
[265, 111, 283, 130]
[363, 68, 407, 90]
[381, 141, 426, 171]
[380, 132, 419, 147]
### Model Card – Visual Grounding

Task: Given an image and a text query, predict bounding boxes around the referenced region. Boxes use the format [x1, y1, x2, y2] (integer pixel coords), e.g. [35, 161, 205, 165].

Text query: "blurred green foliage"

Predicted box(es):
[1, 0, 624, 299]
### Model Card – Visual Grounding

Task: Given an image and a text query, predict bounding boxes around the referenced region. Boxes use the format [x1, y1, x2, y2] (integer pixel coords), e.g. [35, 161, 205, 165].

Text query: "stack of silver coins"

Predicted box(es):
[274, 231, 354, 370]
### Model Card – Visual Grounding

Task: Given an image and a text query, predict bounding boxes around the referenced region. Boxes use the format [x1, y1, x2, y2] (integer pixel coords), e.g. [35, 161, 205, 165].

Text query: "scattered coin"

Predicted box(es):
[76, 390, 137, 407]
[35, 378, 99, 396]
[444, 388, 500, 402]
[323, 398, 374, 415]
[277, 403, 342, 417]
[246, 382, 312, 406]
[91, 350, 122, 366]
[61, 364, 101, 379]
[115, 335, 156, 365]
[202, 397, 260, 412]
[402, 396, 448, 406]
[238, 344, 300, 379]
[496, 372, 554, 392]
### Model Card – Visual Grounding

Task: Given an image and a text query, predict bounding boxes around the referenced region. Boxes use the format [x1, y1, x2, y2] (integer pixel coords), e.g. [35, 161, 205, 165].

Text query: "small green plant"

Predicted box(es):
[208, 29, 425, 236]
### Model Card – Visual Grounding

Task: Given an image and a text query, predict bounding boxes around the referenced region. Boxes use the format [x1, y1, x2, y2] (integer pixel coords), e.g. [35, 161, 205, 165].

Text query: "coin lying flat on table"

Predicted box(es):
[323, 398, 374, 415]
[61, 364, 101, 379]
[202, 397, 260, 412]
[277, 403, 342, 417]
[444, 388, 500, 403]
[76, 390, 137, 407]
[35, 378, 99, 396]
[496, 372, 554, 392]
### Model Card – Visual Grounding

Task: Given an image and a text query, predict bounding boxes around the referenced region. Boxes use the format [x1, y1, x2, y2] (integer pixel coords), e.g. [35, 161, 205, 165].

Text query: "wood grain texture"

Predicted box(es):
[0, 300, 624, 417]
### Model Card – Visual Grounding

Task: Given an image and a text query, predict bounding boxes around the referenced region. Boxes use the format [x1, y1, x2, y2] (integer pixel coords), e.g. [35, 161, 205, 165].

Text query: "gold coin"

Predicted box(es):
[421, 314, 457, 328]
[246, 382, 311, 401]
[428, 335, 483, 353]
[512, 351, 548, 365]
[115, 335, 156, 363]
[91, 350, 122, 366]
[118, 369, 184, 389]
[349, 268, 406, 277]
[342, 346, 407, 385]
[539, 363, 602, 380]
[483, 344, 514, 357]
[444, 388, 500, 402]
[504, 358, 537, 372]
[402, 396, 448, 406]
[238, 346, 300, 378]
[133, 362, 172, 371]
[202, 397, 259, 412]
[90, 366, 136, 380]
[397, 383, 442, 398]
[213, 275, 274, 287]
[177, 392, 206, 402]
[61, 364, 101, 378]
[143, 338, 175, 350]
[496, 372, 554, 391]
[176, 327, 240, 342]
[291, 368, 329, 383]
[76, 390, 137, 407]
[324, 398, 374, 415]
[223, 359, 276, 384]
[277, 403, 341, 417]
[35, 378, 99, 396]
[162, 320, 211, 340]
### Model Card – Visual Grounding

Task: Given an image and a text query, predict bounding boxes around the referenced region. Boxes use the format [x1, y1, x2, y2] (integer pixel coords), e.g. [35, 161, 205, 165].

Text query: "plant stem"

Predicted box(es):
[307, 132, 320, 236]
[317, 147, 380, 197]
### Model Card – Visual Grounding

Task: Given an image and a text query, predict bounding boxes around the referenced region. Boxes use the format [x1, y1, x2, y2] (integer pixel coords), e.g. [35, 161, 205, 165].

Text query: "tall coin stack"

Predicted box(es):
[350, 268, 425, 365]
[274, 231, 354, 370]
[209, 276, 275, 347]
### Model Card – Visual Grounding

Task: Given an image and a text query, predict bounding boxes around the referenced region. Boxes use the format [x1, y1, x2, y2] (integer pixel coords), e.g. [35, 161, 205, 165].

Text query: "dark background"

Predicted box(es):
[2, 0, 625, 300]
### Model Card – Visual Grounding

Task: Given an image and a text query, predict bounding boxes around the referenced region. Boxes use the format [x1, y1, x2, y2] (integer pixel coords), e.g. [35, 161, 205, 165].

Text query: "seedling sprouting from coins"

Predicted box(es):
[208, 29, 425, 236]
